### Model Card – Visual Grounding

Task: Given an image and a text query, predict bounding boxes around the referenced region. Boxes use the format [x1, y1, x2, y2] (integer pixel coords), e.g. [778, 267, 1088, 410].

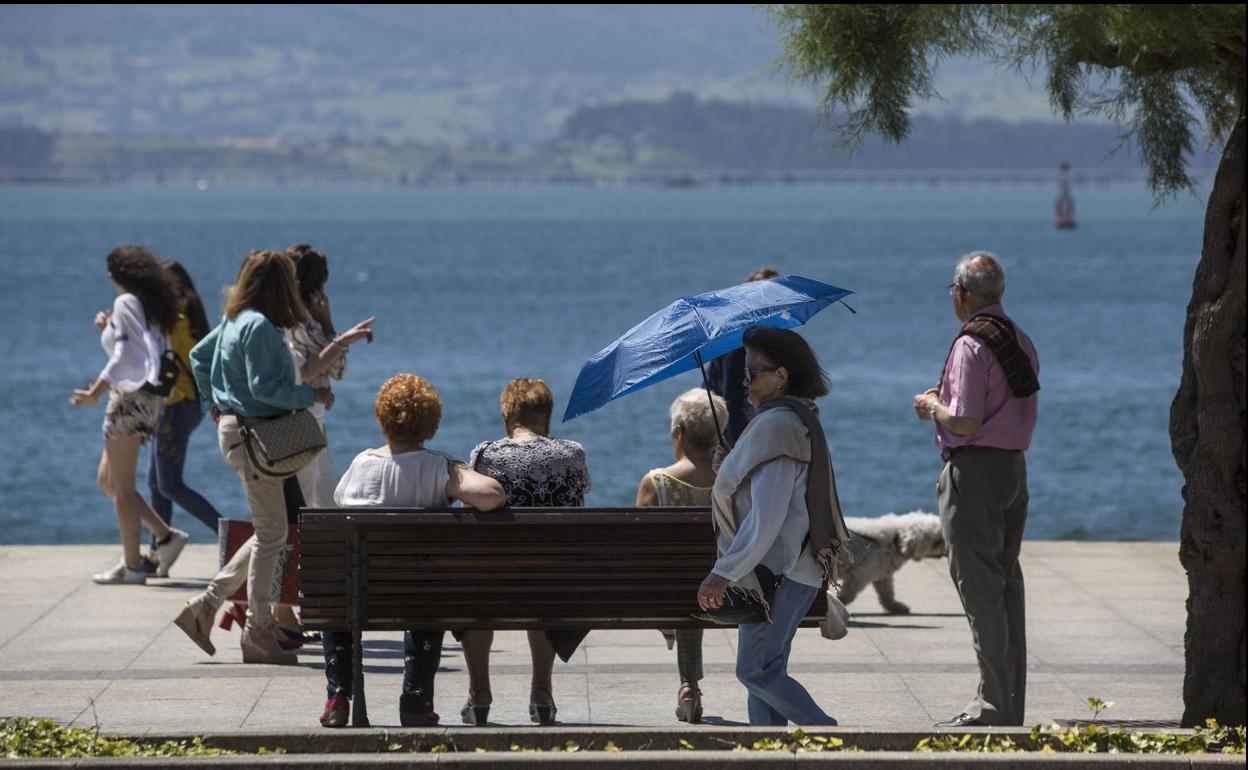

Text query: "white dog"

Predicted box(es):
[837, 511, 947, 614]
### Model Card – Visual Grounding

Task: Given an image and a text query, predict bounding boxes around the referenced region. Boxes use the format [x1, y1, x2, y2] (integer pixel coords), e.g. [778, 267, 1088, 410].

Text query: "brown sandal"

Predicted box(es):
[676, 683, 702, 724]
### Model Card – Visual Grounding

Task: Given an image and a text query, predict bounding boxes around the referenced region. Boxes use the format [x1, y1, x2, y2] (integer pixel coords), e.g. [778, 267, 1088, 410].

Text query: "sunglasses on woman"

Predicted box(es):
[743, 366, 779, 384]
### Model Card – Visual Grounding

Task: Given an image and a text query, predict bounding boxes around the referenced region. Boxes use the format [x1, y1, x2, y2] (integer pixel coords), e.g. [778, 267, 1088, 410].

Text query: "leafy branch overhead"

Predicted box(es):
[770, 4, 1246, 194]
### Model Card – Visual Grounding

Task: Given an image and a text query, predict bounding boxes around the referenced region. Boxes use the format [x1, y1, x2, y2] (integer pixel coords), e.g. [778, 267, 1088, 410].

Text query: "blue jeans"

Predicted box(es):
[148, 399, 222, 535]
[736, 578, 837, 726]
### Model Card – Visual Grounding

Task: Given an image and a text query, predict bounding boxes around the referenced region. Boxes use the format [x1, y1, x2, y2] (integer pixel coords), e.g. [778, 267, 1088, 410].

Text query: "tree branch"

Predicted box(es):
[1077, 45, 1201, 76]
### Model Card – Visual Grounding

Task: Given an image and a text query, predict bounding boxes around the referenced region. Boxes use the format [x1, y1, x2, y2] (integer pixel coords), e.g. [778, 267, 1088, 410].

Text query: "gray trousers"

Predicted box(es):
[938, 447, 1028, 726]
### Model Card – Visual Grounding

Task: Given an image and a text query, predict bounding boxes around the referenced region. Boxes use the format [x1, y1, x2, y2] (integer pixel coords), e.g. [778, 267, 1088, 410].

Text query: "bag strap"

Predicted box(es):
[171, 350, 199, 402]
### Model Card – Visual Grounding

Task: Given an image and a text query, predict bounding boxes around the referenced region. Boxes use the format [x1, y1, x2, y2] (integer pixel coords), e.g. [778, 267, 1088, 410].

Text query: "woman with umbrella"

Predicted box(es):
[696, 325, 847, 726]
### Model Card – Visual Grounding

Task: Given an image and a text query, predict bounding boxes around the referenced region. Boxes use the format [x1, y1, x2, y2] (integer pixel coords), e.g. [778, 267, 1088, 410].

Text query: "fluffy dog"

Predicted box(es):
[837, 511, 946, 614]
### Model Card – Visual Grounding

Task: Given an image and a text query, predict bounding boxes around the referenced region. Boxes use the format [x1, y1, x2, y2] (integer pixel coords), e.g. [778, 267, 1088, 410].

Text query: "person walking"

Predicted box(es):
[172, 250, 334, 665]
[697, 326, 850, 726]
[73, 245, 190, 584]
[145, 261, 221, 571]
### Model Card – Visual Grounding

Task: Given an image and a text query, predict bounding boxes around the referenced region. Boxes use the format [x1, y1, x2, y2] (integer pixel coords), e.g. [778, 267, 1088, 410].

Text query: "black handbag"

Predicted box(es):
[700, 564, 782, 625]
[140, 348, 181, 397]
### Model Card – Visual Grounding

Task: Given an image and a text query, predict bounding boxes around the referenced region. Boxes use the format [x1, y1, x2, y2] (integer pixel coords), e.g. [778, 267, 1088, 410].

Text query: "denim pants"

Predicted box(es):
[323, 630, 444, 714]
[148, 399, 222, 535]
[736, 578, 837, 726]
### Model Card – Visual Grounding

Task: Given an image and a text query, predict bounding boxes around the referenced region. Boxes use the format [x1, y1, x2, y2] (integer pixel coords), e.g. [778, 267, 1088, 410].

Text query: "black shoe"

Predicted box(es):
[934, 712, 984, 728]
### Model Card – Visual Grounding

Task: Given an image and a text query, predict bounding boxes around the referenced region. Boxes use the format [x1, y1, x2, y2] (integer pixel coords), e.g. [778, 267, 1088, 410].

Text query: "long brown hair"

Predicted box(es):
[223, 250, 305, 329]
[286, 243, 329, 306]
[106, 245, 178, 334]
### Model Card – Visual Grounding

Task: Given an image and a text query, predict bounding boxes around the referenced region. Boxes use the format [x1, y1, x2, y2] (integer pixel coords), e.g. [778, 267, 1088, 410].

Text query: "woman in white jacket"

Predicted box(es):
[72, 245, 190, 585]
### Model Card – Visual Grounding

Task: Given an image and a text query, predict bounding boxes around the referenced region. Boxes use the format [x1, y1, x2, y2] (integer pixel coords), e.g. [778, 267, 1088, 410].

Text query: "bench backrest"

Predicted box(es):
[299, 507, 827, 632]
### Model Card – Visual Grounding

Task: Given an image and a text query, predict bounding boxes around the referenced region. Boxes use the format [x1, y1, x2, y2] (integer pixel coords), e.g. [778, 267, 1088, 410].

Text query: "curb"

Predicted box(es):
[0, 751, 1243, 769]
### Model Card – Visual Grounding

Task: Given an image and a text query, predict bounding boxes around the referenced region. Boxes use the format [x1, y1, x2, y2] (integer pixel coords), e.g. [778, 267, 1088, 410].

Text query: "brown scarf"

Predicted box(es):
[940, 313, 1039, 398]
[753, 396, 852, 586]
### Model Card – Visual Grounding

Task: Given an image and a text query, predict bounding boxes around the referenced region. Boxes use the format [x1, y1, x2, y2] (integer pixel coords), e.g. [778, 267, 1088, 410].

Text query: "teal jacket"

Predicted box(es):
[189, 309, 314, 418]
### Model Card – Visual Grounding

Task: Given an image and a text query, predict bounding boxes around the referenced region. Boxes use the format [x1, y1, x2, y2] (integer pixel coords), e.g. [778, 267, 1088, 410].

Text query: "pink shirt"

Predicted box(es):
[936, 304, 1039, 452]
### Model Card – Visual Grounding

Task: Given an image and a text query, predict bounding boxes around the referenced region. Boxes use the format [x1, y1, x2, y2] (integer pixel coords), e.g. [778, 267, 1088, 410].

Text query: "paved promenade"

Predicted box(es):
[3, 542, 1184, 733]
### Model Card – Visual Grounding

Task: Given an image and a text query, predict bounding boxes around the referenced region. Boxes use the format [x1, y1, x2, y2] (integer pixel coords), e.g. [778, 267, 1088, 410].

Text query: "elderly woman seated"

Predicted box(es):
[461, 378, 592, 726]
[318, 373, 506, 728]
[635, 387, 727, 724]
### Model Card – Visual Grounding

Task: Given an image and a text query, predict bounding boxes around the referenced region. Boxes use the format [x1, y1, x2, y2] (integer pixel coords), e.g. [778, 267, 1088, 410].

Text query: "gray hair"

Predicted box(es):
[954, 251, 1006, 302]
[669, 388, 727, 452]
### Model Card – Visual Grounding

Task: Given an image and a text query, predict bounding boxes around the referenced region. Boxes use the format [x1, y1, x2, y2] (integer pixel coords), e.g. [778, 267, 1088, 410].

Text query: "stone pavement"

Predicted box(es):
[2, 542, 1185, 733]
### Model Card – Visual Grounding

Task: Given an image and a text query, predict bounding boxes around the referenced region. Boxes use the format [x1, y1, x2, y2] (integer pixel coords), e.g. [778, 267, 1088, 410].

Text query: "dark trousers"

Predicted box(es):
[938, 447, 1029, 726]
[322, 630, 444, 714]
[148, 399, 222, 536]
[675, 629, 703, 685]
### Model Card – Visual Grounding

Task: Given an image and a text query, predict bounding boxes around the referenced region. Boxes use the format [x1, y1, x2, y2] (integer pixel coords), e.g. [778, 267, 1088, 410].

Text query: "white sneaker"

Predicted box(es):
[154, 529, 190, 577]
[93, 557, 146, 585]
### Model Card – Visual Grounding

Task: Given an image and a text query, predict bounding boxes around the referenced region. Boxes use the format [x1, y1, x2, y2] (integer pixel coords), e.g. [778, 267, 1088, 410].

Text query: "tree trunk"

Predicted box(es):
[1171, 110, 1247, 728]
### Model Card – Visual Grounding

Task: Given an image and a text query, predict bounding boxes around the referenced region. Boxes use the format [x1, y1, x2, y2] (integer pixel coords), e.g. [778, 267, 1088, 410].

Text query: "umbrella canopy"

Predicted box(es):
[562, 274, 852, 423]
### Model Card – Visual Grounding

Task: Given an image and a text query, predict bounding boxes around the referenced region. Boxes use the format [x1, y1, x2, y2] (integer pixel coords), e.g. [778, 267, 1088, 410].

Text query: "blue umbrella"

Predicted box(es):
[561, 274, 853, 427]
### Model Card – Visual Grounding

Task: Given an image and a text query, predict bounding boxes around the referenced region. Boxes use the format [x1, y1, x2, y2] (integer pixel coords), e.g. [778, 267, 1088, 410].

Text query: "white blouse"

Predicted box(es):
[98, 293, 164, 394]
[333, 448, 458, 508]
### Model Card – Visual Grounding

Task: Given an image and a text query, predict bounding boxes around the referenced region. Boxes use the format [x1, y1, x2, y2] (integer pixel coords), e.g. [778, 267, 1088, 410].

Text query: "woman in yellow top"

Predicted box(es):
[144, 261, 221, 575]
[635, 388, 727, 724]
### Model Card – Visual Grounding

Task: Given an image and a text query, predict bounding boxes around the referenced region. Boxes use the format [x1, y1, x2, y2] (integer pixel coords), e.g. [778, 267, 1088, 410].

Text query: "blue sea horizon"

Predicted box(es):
[0, 182, 1204, 544]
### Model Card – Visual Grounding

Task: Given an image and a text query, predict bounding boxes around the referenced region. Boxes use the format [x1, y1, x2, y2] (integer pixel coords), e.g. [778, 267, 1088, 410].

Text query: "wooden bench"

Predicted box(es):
[298, 507, 828, 726]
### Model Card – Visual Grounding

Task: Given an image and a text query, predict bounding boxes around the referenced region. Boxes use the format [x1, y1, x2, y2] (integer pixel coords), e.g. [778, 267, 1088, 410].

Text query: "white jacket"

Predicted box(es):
[98, 293, 164, 393]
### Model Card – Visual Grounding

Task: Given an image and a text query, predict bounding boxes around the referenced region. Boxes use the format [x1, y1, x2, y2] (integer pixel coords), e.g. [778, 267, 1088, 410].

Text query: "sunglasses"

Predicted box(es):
[743, 366, 780, 384]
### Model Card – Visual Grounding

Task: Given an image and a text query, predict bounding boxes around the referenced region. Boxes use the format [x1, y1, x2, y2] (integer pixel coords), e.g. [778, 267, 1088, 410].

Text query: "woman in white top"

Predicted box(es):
[319, 373, 506, 729]
[71, 246, 191, 585]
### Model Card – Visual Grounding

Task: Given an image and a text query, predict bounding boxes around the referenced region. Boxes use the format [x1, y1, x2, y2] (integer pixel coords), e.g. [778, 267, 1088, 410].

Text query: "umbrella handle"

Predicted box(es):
[694, 350, 729, 450]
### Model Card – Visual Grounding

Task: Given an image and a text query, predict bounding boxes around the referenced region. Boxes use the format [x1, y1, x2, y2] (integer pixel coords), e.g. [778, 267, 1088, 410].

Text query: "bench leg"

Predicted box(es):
[350, 626, 369, 727]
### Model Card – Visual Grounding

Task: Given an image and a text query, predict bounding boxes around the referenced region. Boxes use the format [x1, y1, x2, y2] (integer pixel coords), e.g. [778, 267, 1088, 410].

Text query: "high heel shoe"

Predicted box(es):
[529, 687, 557, 725]
[675, 683, 702, 724]
[219, 602, 247, 632]
[659, 629, 676, 650]
[460, 690, 491, 726]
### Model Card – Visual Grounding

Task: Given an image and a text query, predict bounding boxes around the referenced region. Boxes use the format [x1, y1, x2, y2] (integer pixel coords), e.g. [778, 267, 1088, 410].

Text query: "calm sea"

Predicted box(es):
[0, 183, 1206, 544]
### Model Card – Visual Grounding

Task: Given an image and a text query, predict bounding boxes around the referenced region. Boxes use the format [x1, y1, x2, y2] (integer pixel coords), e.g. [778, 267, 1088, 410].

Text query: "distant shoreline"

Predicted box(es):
[0, 167, 1196, 188]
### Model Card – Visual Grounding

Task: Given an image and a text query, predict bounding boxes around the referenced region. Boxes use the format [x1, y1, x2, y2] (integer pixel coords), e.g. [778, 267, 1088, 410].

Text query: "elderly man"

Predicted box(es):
[914, 251, 1039, 728]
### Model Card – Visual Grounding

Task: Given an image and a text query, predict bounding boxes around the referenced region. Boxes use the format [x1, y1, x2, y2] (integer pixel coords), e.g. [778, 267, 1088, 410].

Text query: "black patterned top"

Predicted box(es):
[469, 436, 592, 507]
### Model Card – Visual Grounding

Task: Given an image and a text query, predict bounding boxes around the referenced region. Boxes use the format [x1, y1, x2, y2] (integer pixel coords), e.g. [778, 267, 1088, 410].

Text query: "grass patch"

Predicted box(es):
[1, 719, 244, 759]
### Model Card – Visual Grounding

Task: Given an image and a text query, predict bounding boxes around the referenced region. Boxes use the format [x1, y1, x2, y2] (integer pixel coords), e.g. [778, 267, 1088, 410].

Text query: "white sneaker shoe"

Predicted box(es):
[154, 529, 190, 577]
[93, 557, 146, 585]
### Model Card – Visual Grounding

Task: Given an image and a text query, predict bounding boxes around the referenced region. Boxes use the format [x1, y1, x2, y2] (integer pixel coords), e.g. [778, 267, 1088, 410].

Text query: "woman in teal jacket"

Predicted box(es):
[174, 250, 334, 665]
